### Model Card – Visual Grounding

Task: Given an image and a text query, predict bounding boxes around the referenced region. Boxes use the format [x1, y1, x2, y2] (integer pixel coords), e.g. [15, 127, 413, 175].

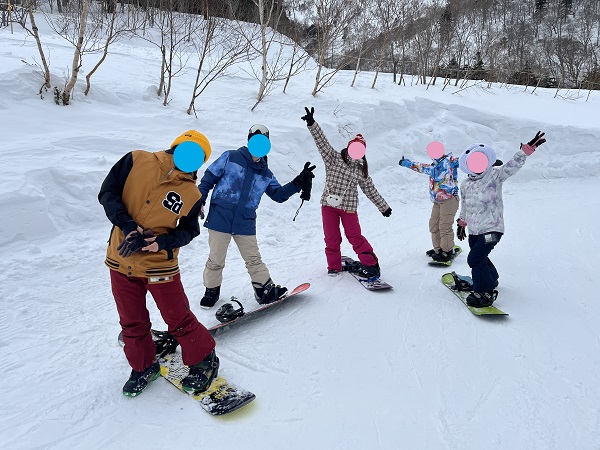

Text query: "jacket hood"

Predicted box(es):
[459, 144, 496, 177]
[239, 146, 267, 170]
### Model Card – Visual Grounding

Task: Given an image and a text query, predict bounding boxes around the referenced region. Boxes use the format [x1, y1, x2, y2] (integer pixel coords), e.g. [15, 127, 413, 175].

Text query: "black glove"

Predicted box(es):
[382, 207, 392, 217]
[457, 219, 466, 241]
[399, 156, 405, 165]
[527, 131, 546, 148]
[293, 162, 316, 201]
[301, 107, 315, 126]
[118, 229, 155, 257]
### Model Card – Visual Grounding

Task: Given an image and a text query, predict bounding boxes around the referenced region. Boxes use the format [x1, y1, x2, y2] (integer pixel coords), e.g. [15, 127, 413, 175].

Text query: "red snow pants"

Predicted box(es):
[110, 270, 215, 372]
[321, 205, 377, 271]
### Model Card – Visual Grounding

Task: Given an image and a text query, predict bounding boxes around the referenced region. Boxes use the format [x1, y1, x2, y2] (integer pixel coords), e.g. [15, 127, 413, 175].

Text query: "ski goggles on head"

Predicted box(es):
[248, 124, 270, 139]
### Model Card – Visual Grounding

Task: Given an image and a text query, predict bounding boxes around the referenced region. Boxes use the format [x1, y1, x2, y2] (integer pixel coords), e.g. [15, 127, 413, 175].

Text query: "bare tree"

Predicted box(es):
[305, 0, 360, 96]
[84, 8, 138, 95]
[61, 0, 90, 104]
[186, 17, 251, 115]
[18, 0, 52, 91]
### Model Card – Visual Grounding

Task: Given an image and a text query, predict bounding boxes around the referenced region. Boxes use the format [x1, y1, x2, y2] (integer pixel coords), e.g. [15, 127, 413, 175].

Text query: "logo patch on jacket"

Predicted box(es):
[163, 191, 183, 214]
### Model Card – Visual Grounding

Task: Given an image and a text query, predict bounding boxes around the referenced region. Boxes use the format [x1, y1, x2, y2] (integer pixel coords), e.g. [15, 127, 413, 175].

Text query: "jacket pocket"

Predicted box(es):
[243, 208, 257, 220]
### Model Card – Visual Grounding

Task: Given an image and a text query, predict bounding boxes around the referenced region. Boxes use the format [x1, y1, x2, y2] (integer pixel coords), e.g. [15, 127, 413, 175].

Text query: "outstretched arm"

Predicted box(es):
[399, 156, 434, 176]
[302, 107, 337, 165]
[497, 131, 546, 182]
[265, 175, 301, 203]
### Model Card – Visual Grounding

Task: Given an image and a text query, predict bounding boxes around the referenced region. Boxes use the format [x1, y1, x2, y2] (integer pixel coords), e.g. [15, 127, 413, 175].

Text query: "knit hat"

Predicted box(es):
[171, 130, 212, 163]
[348, 134, 366, 148]
[459, 143, 496, 176]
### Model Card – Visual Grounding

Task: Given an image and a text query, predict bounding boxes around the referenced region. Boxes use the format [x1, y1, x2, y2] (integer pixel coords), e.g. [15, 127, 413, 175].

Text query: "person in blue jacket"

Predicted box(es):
[198, 124, 315, 308]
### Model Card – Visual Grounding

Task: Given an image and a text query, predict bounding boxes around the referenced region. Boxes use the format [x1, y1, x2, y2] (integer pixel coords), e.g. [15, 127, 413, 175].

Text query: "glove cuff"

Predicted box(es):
[521, 144, 535, 156]
[154, 235, 167, 251]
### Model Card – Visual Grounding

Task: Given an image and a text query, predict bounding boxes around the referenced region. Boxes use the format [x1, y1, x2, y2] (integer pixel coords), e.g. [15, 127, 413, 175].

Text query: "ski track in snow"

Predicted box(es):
[2, 18, 600, 450]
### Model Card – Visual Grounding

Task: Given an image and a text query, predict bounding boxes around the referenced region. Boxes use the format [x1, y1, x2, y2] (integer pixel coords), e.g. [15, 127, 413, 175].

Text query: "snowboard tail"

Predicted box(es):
[159, 352, 255, 415]
[441, 272, 507, 316]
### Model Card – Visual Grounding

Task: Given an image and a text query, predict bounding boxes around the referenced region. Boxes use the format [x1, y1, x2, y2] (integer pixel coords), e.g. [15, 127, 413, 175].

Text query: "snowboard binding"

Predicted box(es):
[342, 259, 362, 273]
[153, 330, 179, 358]
[451, 272, 473, 292]
[216, 298, 245, 323]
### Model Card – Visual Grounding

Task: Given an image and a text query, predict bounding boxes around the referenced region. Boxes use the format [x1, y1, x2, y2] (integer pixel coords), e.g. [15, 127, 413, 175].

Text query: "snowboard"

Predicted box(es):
[441, 272, 508, 316]
[428, 245, 462, 266]
[117, 331, 255, 415]
[207, 282, 310, 335]
[341, 256, 393, 291]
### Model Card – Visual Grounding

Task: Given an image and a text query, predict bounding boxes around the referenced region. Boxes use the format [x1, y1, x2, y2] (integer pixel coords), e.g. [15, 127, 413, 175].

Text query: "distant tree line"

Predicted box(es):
[3, 0, 598, 108]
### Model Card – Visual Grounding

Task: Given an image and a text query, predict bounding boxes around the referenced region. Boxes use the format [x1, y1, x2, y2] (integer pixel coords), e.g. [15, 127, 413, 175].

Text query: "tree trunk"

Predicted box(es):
[62, 0, 90, 105]
[84, 11, 116, 95]
[351, 55, 361, 87]
[27, 1, 51, 89]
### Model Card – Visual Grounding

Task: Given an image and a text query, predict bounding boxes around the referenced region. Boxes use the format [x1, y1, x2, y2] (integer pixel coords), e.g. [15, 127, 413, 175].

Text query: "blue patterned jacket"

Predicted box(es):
[198, 146, 300, 235]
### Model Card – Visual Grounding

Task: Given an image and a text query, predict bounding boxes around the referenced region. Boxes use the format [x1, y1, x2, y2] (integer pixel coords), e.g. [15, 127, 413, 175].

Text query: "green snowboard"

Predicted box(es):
[441, 272, 508, 316]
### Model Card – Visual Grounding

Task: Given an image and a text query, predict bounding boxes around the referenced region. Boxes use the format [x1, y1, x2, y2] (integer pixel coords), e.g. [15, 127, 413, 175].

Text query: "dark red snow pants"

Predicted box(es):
[321, 205, 377, 271]
[110, 270, 215, 372]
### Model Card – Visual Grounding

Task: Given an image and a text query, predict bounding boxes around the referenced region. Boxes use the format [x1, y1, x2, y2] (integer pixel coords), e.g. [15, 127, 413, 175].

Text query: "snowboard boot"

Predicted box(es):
[355, 262, 380, 280]
[426, 248, 439, 258]
[200, 286, 221, 309]
[432, 249, 454, 262]
[252, 278, 288, 304]
[122, 361, 160, 397]
[466, 290, 498, 307]
[181, 350, 220, 393]
[328, 269, 340, 276]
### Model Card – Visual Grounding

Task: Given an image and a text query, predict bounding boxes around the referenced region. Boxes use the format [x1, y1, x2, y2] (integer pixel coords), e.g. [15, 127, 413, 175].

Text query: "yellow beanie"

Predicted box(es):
[170, 130, 212, 163]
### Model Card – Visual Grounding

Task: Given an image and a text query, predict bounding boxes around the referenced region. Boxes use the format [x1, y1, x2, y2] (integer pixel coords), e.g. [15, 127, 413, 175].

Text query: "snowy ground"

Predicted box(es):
[1, 15, 600, 450]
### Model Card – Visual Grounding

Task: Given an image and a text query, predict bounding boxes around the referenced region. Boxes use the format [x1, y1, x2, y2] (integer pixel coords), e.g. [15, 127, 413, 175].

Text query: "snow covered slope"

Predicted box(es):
[1, 15, 599, 450]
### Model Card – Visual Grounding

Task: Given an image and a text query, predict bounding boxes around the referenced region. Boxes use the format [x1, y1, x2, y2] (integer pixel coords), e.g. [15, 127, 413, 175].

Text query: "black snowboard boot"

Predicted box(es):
[328, 269, 340, 276]
[200, 286, 221, 309]
[432, 249, 454, 262]
[181, 350, 220, 393]
[252, 278, 288, 304]
[466, 290, 498, 307]
[426, 248, 439, 257]
[355, 263, 380, 279]
[122, 361, 160, 397]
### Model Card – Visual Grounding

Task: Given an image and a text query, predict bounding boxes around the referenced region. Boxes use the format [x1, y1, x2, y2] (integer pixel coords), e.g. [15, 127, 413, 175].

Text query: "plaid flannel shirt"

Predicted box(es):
[308, 122, 389, 213]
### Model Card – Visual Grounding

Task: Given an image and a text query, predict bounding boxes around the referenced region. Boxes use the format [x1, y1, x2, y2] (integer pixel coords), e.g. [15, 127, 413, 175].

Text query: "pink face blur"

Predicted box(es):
[426, 141, 445, 159]
[466, 152, 489, 174]
[348, 141, 366, 160]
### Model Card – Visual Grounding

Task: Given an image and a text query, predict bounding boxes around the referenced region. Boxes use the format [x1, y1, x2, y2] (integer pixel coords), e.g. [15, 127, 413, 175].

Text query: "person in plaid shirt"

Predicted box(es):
[301, 107, 392, 279]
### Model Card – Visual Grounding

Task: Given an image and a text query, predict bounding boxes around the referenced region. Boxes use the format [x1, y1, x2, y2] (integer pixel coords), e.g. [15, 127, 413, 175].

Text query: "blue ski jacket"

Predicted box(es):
[198, 146, 300, 235]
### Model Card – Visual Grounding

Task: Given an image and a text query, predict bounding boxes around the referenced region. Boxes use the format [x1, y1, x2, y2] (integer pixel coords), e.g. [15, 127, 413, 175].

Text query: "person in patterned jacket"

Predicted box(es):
[301, 107, 392, 279]
[399, 152, 460, 262]
[456, 131, 546, 307]
[99, 130, 220, 397]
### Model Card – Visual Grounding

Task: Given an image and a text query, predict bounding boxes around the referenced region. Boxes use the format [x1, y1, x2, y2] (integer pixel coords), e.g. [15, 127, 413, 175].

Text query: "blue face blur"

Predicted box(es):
[173, 141, 205, 172]
[247, 134, 271, 157]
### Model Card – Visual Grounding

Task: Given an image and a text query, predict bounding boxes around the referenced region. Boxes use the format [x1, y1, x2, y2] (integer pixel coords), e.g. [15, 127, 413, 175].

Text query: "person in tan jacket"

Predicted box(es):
[98, 130, 219, 397]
